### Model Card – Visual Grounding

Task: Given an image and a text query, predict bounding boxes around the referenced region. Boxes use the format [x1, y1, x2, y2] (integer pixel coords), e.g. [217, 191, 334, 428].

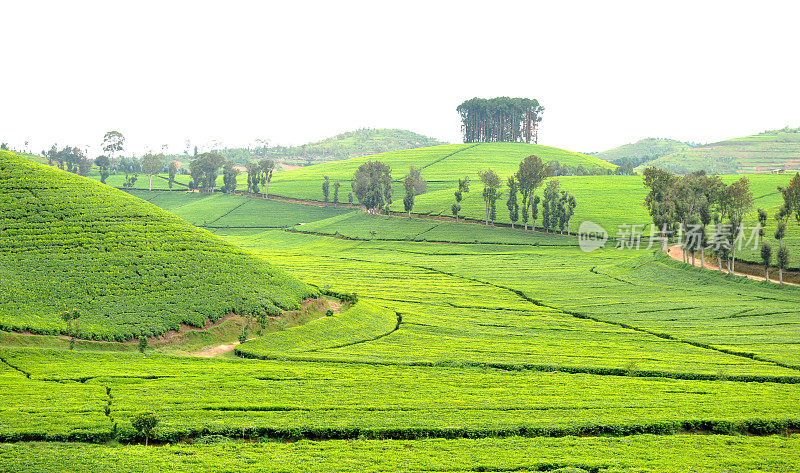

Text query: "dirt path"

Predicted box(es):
[667, 245, 798, 286]
[192, 341, 240, 357]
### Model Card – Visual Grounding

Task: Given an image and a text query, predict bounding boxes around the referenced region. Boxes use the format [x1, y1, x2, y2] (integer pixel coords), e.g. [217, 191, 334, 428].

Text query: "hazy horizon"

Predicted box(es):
[3, 0, 799, 156]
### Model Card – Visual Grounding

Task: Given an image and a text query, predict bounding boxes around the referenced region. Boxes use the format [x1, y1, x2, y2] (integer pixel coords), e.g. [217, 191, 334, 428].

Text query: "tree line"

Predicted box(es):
[333, 155, 577, 233]
[457, 97, 544, 144]
[643, 167, 800, 284]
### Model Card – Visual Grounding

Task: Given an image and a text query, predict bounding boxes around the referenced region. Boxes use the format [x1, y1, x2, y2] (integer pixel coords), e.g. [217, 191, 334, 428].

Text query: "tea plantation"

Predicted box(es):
[0, 151, 315, 340]
[2, 150, 800, 472]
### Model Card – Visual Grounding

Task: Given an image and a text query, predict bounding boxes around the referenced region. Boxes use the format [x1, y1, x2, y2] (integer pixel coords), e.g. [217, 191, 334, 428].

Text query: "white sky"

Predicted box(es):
[2, 0, 799, 156]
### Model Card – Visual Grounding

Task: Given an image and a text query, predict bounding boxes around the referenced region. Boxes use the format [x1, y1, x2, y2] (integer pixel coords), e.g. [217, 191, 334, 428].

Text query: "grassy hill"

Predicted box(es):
[592, 138, 691, 165]
[268, 142, 616, 201]
[215, 128, 448, 166]
[0, 150, 315, 341]
[640, 127, 800, 174]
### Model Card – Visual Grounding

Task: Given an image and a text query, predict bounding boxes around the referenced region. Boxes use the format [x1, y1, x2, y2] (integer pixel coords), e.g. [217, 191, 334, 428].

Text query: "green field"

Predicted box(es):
[3, 149, 800, 471]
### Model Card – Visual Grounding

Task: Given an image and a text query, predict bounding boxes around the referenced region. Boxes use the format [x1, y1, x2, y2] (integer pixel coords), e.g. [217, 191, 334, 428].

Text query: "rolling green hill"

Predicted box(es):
[0, 150, 315, 341]
[268, 142, 616, 201]
[640, 127, 800, 174]
[592, 138, 691, 165]
[217, 128, 448, 165]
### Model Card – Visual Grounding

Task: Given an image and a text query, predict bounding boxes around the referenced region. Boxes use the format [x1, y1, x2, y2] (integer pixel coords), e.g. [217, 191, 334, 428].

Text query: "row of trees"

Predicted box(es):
[642, 168, 800, 284]
[447, 155, 577, 231]
[457, 97, 544, 144]
[341, 155, 579, 233]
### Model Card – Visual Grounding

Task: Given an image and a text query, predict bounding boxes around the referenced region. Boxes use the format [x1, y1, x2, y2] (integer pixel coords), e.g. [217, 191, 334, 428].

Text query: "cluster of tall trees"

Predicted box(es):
[189, 153, 225, 192]
[642, 168, 768, 276]
[43, 145, 92, 176]
[457, 97, 544, 144]
[246, 159, 276, 197]
[351, 161, 393, 213]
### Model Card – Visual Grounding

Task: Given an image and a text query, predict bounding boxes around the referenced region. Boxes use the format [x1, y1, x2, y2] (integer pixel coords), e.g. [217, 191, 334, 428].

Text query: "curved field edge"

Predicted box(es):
[0, 150, 316, 340]
[1, 435, 799, 472]
[235, 300, 398, 358]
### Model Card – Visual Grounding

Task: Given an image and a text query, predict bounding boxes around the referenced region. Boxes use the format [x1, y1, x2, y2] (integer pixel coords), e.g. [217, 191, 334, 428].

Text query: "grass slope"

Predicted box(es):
[0, 151, 315, 340]
[641, 127, 800, 174]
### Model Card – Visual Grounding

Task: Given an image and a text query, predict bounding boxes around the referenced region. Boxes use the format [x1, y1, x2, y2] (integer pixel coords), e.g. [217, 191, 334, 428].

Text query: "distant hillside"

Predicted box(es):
[640, 127, 800, 174]
[0, 150, 315, 341]
[216, 128, 448, 166]
[592, 138, 691, 166]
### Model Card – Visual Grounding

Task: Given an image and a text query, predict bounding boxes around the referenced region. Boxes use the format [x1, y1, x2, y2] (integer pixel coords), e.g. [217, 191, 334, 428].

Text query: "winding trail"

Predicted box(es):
[667, 245, 798, 287]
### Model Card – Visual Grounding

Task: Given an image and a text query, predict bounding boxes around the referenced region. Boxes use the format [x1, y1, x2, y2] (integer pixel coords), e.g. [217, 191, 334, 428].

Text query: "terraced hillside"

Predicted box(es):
[0, 151, 314, 341]
[642, 127, 800, 174]
[592, 137, 691, 165]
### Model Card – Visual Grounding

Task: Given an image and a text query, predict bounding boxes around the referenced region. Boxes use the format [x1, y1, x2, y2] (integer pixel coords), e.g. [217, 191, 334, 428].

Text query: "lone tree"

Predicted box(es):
[403, 174, 415, 216]
[131, 412, 159, 446]
[457, 97, 544, 143]
[140, 153, 165, 191]
[59, 308, 81, 349]
[333, 180, 341, 205]
[516, 155, 546, 230]
[761, 242, 773, 283]
[222, 162, 239, 193]
[351, 161, 392, 213]
[531, 195, 541, 230]
[95, 155, 111, 183]
[405, 166, 427, 195]
[102, 131, 125, 160]
[322, 176, 330, 203]
[478, 169, 502, 225]
[506, 176, 519, 228]
[451, 177, 470, 221]
[167, 161, 178, 189]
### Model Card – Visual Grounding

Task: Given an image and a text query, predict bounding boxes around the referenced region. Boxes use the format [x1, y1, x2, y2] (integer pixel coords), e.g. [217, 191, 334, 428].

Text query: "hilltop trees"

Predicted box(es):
[457, 97, 544, 143]
[351, 161, 392, 213]
[141, 153, 165, 191]
[479, 169, 502, 225]
[516, 155, 547, 230]
[451, 177, 470, 221]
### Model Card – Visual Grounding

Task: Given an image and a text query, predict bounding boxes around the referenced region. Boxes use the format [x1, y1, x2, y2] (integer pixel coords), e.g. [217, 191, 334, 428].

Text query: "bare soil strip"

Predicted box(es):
[667, 245, 798, 286]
